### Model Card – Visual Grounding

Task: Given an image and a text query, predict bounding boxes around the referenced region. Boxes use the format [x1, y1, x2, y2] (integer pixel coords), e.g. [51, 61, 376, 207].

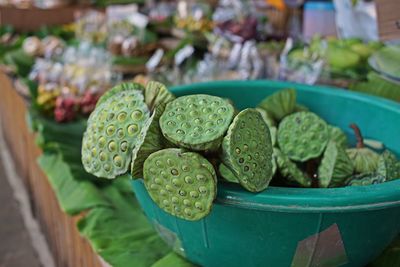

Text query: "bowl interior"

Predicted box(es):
[170, 80, 400, 211]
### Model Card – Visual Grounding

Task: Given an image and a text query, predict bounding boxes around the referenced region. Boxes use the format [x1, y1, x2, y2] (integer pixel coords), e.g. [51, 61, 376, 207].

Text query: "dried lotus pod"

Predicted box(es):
[82, 88, 150, 179]
[143, 148, 217, 221]
[277, 111, 329, 162]
[274, 148, 311, 187]
[377, 150, 400, 181]
[318, 141, 354, 188]
[131, 107, 165, 179]
[346, 124, 380, 174]
[160, 95, 235, 151]
[346, 173, 386, 186]
[221, 109, 274, 192]
[96, 82, 144, 108]
[257, 88, 296, 121]
[144, 81, 176, 114]
[328, 126, 348, 147]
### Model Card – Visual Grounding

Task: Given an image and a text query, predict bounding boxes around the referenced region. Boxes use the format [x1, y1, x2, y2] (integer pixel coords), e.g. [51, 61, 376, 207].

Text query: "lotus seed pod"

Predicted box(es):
[274, 148, 312, 187]
[277, 111, 329, 162]
[328, 126, 348, 147]
[131, 107, 165, 179]
[294, 104, 309, 112]
[144, 81, 176, 113]
[221, 108, 274, 192]
[160, 95, 235, 151]
[143, 148, 217, 221]
[96, 82, 144, 108]
[318, 141, 354, 188]
[82, 88, 150, 179]
[256, 108, 276, 127]
[346, 173, 386, 186]
[257, 88, 296, 121]
[218, 164, 239, 183]
[346, 147, 380, 174]
[377, 150, 400, 181]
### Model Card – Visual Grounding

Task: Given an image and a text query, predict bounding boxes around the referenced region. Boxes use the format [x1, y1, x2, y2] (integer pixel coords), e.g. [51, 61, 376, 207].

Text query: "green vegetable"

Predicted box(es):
[274, 148, 311, 187]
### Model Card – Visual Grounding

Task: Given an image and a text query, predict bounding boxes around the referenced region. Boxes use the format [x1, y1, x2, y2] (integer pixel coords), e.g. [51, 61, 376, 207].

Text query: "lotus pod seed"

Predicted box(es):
[221, 109, 274, 192]
[346, 173, 386, 186]
[318, 141, 354, 188]
[278, 111, 329, 162]
[274, 148, 311, 187]
[82, 84, 150, 179]
[377, 150, 400, 181]
[143, 148, 217, 221]
[160, 95, 235, 151]
[257, 88, 296, 121]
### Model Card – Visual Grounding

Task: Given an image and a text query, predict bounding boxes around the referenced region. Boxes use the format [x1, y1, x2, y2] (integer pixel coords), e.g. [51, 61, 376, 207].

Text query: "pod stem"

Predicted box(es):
[350, 123, 364, 148]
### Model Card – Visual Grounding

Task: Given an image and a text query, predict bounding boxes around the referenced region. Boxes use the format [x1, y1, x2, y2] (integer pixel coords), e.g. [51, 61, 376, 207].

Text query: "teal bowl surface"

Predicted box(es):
[132, 80, 400, 267]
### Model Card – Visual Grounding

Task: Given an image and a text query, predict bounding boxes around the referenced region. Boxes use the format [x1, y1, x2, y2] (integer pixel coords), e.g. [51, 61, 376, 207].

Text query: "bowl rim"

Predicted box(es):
[169, 80, 400, 213]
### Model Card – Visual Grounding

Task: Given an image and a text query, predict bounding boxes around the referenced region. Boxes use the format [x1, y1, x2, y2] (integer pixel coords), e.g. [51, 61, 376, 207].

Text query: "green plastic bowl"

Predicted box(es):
[132, 80, 400, 267]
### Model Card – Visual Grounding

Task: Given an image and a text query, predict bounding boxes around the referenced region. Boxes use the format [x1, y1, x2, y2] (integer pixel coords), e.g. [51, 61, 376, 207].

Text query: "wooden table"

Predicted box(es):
[0, 72, 103, 267]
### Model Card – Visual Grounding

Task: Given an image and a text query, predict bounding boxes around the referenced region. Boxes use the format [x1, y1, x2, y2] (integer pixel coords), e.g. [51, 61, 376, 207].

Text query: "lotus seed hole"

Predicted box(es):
[190, 191, 199, 198]
[108, 141, 117, 152]
[177, 114, 185, 121]
[235, 148, 241, 154]
[172, 197, 179, 204]
[176, 129, 185, 135]
[184, 176, 193, 184]
[244, 166, 250, 172]
[120, 141, 128, 152]
[194, 118, 202, 124]
[162, 200, 170, 206]
[183, 199, 191, 206]
[160, 189, 167, 196]
[171, 169, 179, 176]
[167, 159, 173, 166]
[107, 113, 115, 121]
[172, 178, 181, 187]
[189, 110, 198, 117]
[167, 121, 176, 127]
[199, 186, 207, 194]
[150, 184, 158, 190]
[239, 158, 244, 164]
[202, 107, 212, 113]
[181, 122, 191, 129]
[196, 174, 205, 182]
[131, 110, 143, 120]
[127, 123, 139, 135]
[205, 121, 214, 128]
[154, 178, 162, 185]
[176, 107, 184, 112]
[195, 202, 203, 210]
[184, 208, 192, 216]
[117, 112, 127, 122]
[217, 119, 224, 124]
[179, 190, 187, 196]
[104, 164, 111, 172]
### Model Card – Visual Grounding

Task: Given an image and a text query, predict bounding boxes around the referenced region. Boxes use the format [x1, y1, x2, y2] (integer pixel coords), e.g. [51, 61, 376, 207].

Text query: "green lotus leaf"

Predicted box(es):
[274, 148, 312, 187]
[159, 95, 235, 151]
[346, 147, 380, 174]
[218, 164, 239, 183]
[346, 173, 386, 186]
[82, 88, 150, 179]
[131, 107, 165, 179]
[221, 108, 274, 192]
[144, 81, 176, 114]
[328, 126, 348, 147]
[377, 150, 400, 181]
[143, 148, 217, 221]
[257, 88, 296, 121]
[318, 141, 354, 188]
[96, 82, 144, 108]
[277, 111, 329, 162]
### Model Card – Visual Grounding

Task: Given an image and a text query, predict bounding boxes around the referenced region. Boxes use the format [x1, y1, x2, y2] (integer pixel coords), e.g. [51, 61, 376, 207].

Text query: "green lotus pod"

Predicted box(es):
[159, 95, 235, 151]
[82, 89, 150, 179]
[218, 164, 239, 183]
[273, 148, 312, 187]
[96, 82, 144, 108]
[346, 173, 386, 186]
[256, 108, 276, 127]
[221, 108, 274, 192]
[328, 126, 348, 147]
[144, 81, 176, 113]
[277, 111, 329, 162]
[377, 150, 400, 181]
[346, 147, 380, 174]
[143, 148, 217, 221]
[257, 88, 296, 121]
[318, 141, 354, 188]
[131, 107, 165, 179]
[294, 104, 309, 112]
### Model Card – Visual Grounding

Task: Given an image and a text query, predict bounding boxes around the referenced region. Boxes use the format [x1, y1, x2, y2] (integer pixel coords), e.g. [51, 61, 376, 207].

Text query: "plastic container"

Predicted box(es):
[303, 1, 337, 40]
[132, 80, 400, 267]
